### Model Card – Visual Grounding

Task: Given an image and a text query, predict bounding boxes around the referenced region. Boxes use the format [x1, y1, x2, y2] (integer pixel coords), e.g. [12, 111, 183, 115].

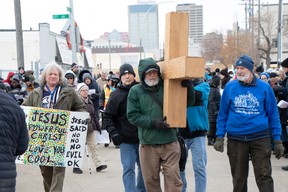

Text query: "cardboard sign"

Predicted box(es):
[16, 106, 89, 168]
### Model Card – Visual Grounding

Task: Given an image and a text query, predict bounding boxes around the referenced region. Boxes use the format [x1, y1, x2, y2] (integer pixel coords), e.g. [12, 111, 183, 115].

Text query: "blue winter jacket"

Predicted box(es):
[186, 81, 210, 132]
[216, 77, 281, 141]
[0, 90, 29, 192]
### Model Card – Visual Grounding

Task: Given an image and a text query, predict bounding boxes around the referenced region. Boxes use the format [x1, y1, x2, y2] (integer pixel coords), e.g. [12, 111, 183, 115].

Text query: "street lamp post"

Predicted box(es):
[69, 0, 77, 64]
[139, 0, 175, 59]
[277, 0, 283, 67]
[108, 39, 111, 71]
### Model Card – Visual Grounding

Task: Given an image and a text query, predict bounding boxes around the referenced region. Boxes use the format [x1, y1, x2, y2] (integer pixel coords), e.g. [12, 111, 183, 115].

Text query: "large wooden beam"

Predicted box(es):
[158, 57, 205, 79]
[160, 12, 205, 127]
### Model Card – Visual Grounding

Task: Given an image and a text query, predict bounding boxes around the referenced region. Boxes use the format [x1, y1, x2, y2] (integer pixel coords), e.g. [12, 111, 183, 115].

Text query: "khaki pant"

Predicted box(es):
[139, 141, 183, 192]
[86, 131, 102, 168]
[40, 166, 65, 192]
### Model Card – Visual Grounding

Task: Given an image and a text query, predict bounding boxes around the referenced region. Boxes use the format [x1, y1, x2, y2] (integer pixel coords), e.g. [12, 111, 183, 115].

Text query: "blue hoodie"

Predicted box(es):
[216, 77, 281, 141]
[186, 81, 210, 132]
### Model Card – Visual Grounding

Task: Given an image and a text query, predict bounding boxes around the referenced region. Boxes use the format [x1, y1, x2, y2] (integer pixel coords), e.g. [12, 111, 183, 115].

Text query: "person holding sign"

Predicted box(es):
[74, 83, 107, 174]
[22, 62, 86, 192]
[103, 63, 145, 192]
[0, 89, 29, 192]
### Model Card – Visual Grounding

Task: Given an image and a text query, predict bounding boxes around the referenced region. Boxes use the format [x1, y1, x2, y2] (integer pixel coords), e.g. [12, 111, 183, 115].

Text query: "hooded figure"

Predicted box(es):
[126, 57, 184, 192]
[3, 72, 15, 85]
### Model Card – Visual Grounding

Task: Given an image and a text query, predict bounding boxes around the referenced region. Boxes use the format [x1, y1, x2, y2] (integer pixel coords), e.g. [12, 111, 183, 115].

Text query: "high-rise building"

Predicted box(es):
[176, 3, 203, 44]
[128, 1, 159, 50]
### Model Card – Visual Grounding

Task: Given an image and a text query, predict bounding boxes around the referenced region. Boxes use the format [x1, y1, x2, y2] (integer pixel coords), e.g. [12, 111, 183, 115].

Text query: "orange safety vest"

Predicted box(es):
[103, 85, 115, 108]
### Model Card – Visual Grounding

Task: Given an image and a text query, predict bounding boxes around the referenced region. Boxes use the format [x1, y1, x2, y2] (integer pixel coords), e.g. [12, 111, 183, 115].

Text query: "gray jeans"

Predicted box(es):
[227, 138, 273, 192]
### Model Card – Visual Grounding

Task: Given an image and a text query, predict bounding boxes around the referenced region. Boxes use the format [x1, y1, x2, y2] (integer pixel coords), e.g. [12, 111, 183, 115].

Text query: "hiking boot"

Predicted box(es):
[96, 165, 107, 172]
[282, 165, 288, 171]
[73, 168, 83, 174]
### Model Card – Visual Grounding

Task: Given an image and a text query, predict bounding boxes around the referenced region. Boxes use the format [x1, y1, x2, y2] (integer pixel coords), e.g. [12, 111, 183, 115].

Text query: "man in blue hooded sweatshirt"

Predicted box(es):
[214, 55, 284, 192]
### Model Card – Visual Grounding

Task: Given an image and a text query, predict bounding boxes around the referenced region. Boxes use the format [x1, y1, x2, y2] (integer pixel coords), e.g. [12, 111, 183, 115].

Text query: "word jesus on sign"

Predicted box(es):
[16, 106, 89, 168]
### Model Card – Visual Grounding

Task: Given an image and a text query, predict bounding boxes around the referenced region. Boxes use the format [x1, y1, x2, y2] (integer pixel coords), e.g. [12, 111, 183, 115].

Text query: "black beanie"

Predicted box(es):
[119, 63, 135, 78]
[281, 58, 288, 68]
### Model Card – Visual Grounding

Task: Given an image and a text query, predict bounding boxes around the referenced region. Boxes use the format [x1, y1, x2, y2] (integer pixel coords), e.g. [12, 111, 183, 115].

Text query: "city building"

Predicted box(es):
[100, 30, 129, 43]
[0, 23, 94, 79]
[176, 3, 203, 44]
[259, 3, 288, 66]
[128, 1, 159, 50]
[91, 38, 154, 73]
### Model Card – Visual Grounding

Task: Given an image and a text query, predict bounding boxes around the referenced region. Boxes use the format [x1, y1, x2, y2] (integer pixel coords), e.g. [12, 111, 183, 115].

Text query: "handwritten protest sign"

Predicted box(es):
[17, 106, 89, 168]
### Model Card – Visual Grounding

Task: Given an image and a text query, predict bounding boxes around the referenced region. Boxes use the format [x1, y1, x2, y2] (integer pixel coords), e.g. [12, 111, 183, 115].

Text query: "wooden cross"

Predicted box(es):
[158, 12, 205, 127]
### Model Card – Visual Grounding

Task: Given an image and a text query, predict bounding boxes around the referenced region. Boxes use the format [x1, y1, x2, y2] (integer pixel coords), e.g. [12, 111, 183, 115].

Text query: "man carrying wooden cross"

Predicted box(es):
[127, 57, 194, 192]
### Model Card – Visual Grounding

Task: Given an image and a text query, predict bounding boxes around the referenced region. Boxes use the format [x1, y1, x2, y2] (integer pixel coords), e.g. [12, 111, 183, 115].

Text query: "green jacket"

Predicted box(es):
[127, 58, 177, 144]
[22, 86, 86, 112]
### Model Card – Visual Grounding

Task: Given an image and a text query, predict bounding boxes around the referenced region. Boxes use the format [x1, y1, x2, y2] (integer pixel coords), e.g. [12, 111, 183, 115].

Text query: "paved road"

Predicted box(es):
[16, 142, 288, 192]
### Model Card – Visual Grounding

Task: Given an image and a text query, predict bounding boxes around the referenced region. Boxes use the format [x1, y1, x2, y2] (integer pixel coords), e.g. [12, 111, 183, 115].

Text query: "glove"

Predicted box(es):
[181, 80, 193, 88]
[274, 140, 284, 159]
[110, 131, 123, 146]
[214, 138, 224, 152]
[151, 117, 170, 130]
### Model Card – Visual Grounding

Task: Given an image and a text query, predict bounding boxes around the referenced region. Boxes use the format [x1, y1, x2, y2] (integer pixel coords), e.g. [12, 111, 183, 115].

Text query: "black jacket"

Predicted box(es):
[103, 81, 139, 144]
[0, 90, 29, 192]
[208, 85, 221, 123]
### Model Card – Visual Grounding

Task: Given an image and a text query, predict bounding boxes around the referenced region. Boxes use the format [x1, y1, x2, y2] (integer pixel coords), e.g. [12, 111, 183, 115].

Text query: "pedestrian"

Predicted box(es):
[179, 78, 210, 192]
[3, 72, 15, 86]
[17, 67, 26, 81]
[100, 73, 118, 110]
[96, 71, 107, 91]
[73, 83, 107, 174]
[259, 72, 270, 83]
[0, 89, 29, 192]
[103, 63, 145, 192]
[22, 61, 86, 192]
[220, 67, 232, 89]
[127, 57, 186, 192]
[100, 72, 119, 148]
[23, 76, 34, 93]
[207, 75, 221, 146]
[64, 70, 77, 89]
[277, 57, 288, 169]
[214, 55, 284, 192]
[9, 74, 27, 104]
[71, 63, 79, 81]
[79, 70, 102, 119]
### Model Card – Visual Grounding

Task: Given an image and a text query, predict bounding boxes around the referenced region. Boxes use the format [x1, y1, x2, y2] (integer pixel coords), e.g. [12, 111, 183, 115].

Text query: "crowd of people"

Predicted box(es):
[1, 55, 288, 192]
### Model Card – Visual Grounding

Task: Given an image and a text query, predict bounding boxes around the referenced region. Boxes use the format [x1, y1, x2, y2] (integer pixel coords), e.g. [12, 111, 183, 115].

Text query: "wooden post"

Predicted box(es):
[158, 12, 205, 127]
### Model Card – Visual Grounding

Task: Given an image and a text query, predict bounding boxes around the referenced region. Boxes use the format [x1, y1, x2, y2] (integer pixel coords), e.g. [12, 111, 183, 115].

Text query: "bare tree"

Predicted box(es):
[201, 32, 223, 63]
[257, 12, 277, 69]
[220, 30, 251, 69]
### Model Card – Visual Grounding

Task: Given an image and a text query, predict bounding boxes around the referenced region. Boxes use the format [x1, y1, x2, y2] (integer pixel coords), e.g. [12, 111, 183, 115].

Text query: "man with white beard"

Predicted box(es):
[127, 57, 191, 192]
[214, 55, 284, 192]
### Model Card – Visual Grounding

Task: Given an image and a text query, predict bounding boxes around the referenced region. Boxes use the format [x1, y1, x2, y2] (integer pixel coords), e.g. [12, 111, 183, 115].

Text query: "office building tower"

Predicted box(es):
[128, 1, 159, 49]
[176, 3, 203, 44]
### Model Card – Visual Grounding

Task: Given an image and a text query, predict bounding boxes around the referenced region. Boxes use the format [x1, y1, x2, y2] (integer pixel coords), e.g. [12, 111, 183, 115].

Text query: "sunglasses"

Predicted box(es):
[66, 77, 74, 80]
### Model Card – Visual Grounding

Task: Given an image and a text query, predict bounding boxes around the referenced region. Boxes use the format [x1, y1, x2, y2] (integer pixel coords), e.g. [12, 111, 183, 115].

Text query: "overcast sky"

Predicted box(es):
[0, 0, 281, 41]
